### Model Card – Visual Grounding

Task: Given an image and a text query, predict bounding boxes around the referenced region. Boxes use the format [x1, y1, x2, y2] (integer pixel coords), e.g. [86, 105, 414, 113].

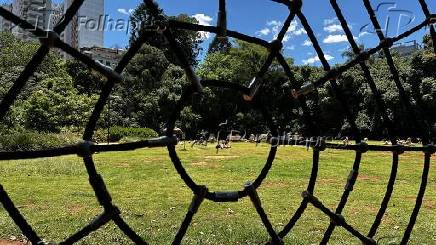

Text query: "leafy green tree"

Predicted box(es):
[341, 44, 365, 61]
[129, 4, 202, 66]
[22, 76, 96, 132]
[112, 45, 170, 130]
[423, 34, 433, 50]
[66, 60, 106, 95]
[1, 31, 91, 131]
[208, 36, 232, 54]
[198, 40, 301, 135]
[0, 31, 69, 100]
[123, 44, 169, 90]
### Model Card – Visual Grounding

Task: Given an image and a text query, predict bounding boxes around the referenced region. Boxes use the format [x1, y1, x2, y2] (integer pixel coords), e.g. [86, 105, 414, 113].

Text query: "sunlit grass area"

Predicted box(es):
[0, 142, 435, 244]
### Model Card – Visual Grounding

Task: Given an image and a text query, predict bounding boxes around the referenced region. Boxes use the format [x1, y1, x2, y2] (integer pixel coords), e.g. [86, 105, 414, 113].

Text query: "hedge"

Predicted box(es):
[96, 127, 158, 143]
[0, 130, 80, 151]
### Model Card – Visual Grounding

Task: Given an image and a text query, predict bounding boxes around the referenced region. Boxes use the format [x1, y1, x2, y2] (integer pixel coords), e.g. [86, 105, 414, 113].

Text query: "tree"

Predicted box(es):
[341, 44, 365, 61]
[129, 4, 203, 66]
[197, 40, 300, 135]
[0, 31, 69, 101]
[423, 34, 434, 50]
[0, 31, 92, 131]
[65, 60, 106, 95]
[21, 76, 97, 132]
[118, 4, 206, 133]
[113, 44, 170, 130]
[208, 36, 232, 54]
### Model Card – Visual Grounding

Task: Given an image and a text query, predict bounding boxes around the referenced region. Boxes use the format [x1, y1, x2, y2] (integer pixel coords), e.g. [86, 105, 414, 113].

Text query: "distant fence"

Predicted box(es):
[0, 0, 435, 244]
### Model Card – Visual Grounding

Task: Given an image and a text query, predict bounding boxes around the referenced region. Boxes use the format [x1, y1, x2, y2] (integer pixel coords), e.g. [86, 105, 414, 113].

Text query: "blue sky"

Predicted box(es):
[3, 0, 434, 65]
[102, 0, 434, 65]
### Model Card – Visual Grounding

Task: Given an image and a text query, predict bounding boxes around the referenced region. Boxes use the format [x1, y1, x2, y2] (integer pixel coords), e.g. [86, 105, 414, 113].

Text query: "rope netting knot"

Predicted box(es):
[0, 0, 435, 244]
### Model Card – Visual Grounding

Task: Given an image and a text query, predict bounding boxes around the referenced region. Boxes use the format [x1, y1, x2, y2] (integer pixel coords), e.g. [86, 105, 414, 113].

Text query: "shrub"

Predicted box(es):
[93, 127, 158, 143]
[107, 127, 125, 142]
[0, 130, 80, 151]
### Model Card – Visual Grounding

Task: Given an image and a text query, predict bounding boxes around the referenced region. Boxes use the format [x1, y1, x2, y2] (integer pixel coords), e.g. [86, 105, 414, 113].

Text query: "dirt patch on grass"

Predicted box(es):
[317, 175, 380, 186]
[357, 174, 380, 181]
[261, 180, 293, 189]
[347, 205, 379, 215]
[405, 196, 436, 208]
[17, 202, 36, 209]
[0, 240, 29, 245]
[114, 162, 131, 168]
[424, 199, 436, 208]
[67, 203, 86, 215]
[204, 155, 239, 160]
[192, 155, 239, 168]
[191, 161, 221, 168]
[317, 178, 342, 185]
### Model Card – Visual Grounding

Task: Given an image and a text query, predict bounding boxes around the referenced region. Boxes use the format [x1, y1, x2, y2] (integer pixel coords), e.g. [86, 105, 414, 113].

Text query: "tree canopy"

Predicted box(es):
[1, 21, 435, 140]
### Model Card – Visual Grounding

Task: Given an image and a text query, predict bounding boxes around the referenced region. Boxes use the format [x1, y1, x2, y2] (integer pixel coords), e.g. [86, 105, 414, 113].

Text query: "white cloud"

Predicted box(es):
[256, 28, 270, 36]
[302, 56, 319, 65]
[117, 8, 134, 15]
[287, 20, 298, 32]
[302, 39, 312, 46]
[293, 28, 307, 36]
[256, 20, 306, 42]
[324, 17, 338, 26]
[358, 31, 371, 38]
[192, 14, 213, 40]
[325, 54, 334, 60]
[324, 24, 343, 33]
[325, 54, 335, 61]
[282, 35, 291, 42]
[269, 20, 285, 39]
[324, 54, 335, 61]
[282, 20, 306, 38]
[286, 45, 295, 50]
[302, 54, 334, 65]
[267, 20, 281, 26]
[323, 34, 349, 44]
[192, 13, 213, 26]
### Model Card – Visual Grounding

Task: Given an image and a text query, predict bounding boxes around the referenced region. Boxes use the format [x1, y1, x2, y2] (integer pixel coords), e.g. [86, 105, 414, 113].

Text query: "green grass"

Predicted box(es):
[0, 142, 435, 244]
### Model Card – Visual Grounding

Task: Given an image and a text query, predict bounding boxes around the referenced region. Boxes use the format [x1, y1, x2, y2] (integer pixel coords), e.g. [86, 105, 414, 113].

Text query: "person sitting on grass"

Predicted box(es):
[343, 137, 349, 146]
[216, 139, 231, 151]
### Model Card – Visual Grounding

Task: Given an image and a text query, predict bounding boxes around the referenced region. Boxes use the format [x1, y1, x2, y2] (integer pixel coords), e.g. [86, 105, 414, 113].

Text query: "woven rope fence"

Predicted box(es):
[0, 0, 436, 244]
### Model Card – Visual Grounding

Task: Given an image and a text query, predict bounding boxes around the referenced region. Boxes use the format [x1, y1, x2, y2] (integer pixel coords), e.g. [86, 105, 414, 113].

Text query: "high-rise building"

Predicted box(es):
[11, 0, 52, 40]
[4, 0, 104, 49]
[63, 0, 104, 49]
[49, 2, 64, 30]
[0, 3, 13, 32]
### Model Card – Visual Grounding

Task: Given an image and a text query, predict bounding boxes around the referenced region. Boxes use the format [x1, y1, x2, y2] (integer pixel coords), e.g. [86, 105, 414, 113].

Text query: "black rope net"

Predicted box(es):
[0, 0, 435, 244]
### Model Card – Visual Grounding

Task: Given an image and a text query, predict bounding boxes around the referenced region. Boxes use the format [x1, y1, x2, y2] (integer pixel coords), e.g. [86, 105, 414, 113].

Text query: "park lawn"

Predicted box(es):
[0, 142, 435, 244]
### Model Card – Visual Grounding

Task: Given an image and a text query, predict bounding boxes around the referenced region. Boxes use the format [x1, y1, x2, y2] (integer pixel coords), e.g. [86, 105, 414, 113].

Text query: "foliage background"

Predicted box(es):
[0, 3, 435, 144]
